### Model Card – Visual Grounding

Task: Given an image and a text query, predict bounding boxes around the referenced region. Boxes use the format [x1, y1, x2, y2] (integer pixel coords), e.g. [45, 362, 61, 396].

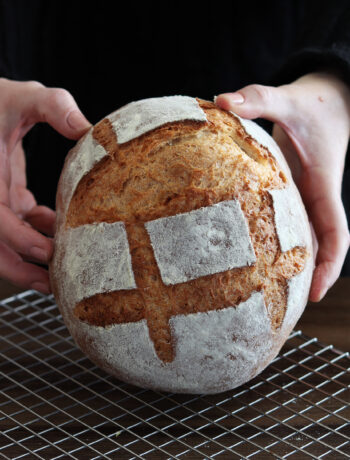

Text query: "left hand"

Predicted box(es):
[0, 79, 91, 293]
[215, 72, 350, 302]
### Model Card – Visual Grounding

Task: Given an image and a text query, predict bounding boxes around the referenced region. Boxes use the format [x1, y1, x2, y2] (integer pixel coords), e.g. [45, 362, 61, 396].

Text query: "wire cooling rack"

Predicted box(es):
[0, 291, 349, 460]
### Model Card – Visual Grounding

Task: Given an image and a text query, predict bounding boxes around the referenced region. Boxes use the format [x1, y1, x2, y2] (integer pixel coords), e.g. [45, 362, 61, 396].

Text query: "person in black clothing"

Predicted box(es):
[0, 1, 349, 302]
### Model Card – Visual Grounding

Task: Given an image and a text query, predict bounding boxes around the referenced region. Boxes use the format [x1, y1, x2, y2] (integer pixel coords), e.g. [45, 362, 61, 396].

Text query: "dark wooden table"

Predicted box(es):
[0, 276, 349, 351]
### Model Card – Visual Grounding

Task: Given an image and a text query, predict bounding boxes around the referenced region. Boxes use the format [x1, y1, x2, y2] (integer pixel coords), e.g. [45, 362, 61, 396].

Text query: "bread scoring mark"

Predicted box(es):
[232, 114, 290, 182]
[93, 118, 119, 154]
[72, 291, 274, 393]
[108, 95, 208, 144]
[145, 200, 256, 285]
[74, 226, 307, 363]
[229, 125, 271, 167]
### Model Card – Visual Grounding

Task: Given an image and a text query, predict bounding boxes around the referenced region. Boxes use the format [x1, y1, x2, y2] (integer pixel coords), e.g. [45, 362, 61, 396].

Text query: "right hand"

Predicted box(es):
[216, 72, 350, 301]
[0, 78, 91, 293]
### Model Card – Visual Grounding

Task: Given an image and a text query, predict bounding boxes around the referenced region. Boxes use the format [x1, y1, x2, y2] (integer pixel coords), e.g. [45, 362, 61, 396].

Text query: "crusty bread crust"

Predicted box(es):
[50, 97, 313, 393]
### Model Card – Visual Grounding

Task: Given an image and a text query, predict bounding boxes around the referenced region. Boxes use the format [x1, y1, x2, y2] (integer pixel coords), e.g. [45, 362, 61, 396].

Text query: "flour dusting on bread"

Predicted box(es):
[270, 188, 309, 252]
[50, 96, 313, 394]
[54, 222, 136, 311]
[145, 200, 256, 285]
[69, 291, 275, 393]
[59, 130, 108, 220]
[108, 95, 207, 144]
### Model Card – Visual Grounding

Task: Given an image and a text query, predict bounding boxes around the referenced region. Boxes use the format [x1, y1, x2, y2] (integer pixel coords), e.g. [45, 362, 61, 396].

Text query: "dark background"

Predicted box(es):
[0, 0, 349, 273]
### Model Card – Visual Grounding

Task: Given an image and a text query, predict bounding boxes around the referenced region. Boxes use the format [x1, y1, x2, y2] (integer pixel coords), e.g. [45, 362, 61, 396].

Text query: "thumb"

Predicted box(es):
[31, 86, 92, 140]
[215, 84, 293, 123]
[8, 81, 93, 142]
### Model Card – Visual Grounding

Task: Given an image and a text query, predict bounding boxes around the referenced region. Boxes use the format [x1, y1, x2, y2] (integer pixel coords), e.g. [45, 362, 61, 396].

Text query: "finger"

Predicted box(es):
[9, 141, 27, 188]
[0, 241, 51, 293]
[0, 202, 53, 263]
[8, 142, 38, 217]
[8, 184, 37, 219]
[29, 86, 92, 140]
[215, 84, 293, 124]
[307, 195, 349, 301]
[310, 240, 349, 303]
[25, 205, 56, 236]
[309, 221, 319, 267]
[299, 164, 350, 301]
[4, 81, 92, 143]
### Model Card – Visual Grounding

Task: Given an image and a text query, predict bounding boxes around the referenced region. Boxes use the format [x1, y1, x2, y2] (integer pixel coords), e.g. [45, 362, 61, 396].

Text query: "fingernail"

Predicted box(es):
[67, 110, 90, 131]
[30, 246, 48, 262]
[31, 282, 50, 294]
[317, 288, 327, 302]
[228, 93, 245, 104]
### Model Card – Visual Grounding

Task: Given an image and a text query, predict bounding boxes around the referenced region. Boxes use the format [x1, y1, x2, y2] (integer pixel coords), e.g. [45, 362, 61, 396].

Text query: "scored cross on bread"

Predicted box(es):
[64, 100, 308, 364]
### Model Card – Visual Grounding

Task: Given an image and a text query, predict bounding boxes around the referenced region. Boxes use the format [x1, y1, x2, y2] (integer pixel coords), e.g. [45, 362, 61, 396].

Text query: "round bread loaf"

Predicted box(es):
[50, 96, 313, 394]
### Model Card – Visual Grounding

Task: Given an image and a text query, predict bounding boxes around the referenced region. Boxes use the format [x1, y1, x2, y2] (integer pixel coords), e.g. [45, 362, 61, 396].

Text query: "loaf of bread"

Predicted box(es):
[50, 96, 313, 394]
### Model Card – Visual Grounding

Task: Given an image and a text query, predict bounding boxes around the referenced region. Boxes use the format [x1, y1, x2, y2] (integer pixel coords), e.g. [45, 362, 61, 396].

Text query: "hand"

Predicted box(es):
[0, 78, 91, 293]
[215, 72, 350, 302]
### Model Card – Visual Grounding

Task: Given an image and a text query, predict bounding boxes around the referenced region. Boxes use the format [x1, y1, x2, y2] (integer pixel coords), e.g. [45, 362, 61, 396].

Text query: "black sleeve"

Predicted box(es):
[270, 0, 350, 276]
[271, 0, 350, 87]
[0, 2, 12, 78]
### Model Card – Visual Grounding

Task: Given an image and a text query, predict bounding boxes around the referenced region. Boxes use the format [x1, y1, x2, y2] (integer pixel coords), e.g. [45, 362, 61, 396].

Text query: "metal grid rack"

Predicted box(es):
[0, 290, 349, 460]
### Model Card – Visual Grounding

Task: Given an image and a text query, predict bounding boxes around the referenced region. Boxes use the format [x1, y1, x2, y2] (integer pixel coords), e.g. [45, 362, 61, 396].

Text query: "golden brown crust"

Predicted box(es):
[66, 100, 286, 227]
[63, 99, 308, 363]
